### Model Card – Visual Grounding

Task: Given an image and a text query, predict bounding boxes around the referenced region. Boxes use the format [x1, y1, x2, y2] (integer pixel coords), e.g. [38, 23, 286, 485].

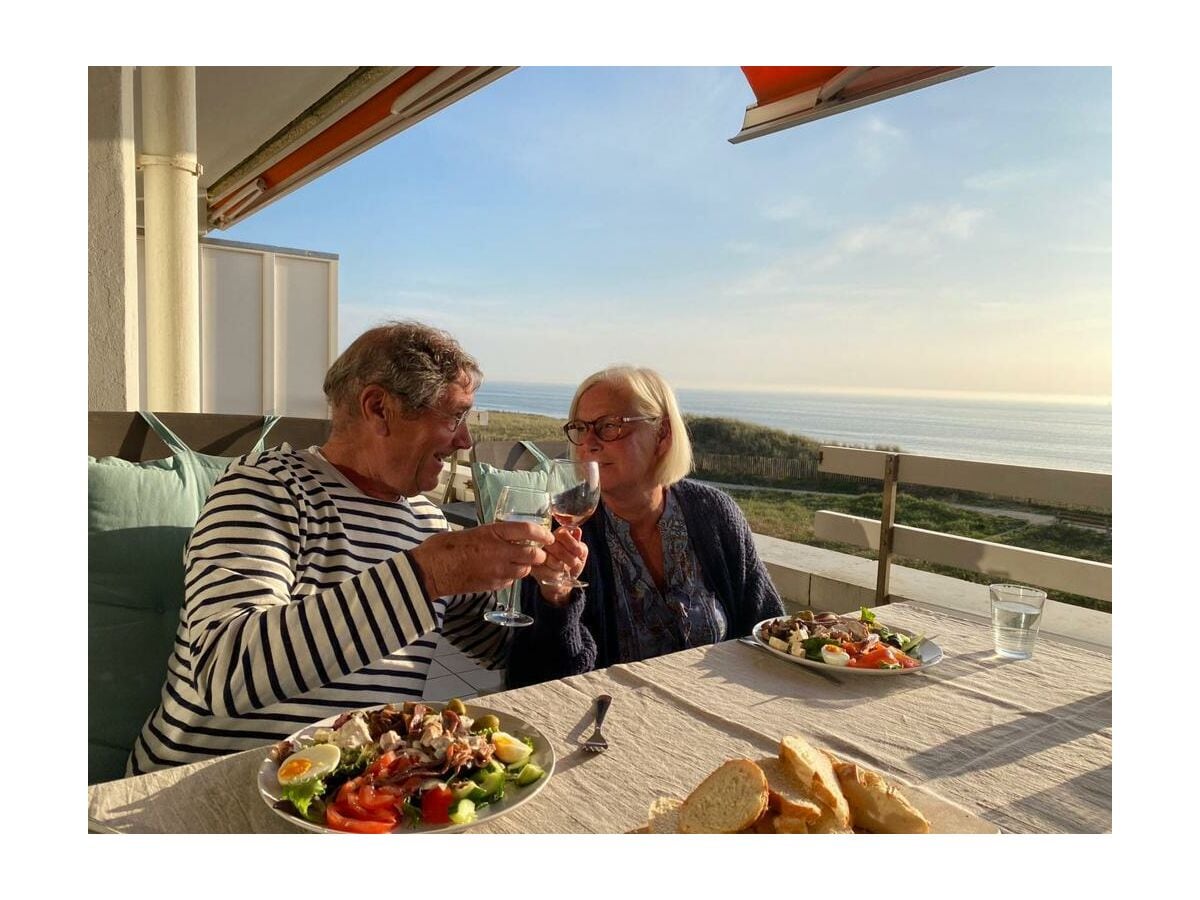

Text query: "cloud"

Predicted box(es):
[719, 202, 988, 303]
[855, 114, 906, 170]
[761, 196, 813, 222]
[964, 165, 1057, 191]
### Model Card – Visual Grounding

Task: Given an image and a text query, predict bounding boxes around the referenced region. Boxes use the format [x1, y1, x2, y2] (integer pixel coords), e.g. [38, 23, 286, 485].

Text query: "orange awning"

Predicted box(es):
[731, 66, 989, 144]
[206, 66, 514, 230]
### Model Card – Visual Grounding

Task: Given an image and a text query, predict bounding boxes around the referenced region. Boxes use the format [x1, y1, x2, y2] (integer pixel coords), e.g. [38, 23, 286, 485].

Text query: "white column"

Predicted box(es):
[88, 66, 139, 411]
[140, 66, 201, 412]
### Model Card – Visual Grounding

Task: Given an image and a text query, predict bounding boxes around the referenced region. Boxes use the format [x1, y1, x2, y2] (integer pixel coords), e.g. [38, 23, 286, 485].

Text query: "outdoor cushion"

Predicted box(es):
[471, 441, 554, 524]
[87, 412, 277, 784]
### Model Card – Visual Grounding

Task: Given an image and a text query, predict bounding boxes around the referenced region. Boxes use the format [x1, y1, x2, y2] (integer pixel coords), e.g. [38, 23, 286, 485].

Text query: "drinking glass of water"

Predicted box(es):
[484, 485, 552, 628]
[989, 584, 1048, 659]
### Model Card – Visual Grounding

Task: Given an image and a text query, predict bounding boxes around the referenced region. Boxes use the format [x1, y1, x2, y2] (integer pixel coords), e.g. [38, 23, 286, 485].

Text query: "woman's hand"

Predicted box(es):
[533, 526, 589, 606]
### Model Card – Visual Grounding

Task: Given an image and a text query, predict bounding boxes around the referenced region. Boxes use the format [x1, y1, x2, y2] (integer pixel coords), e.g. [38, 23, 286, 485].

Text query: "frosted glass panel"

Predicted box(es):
[276, 256, 330, 418]
[201, 246, 263, 414]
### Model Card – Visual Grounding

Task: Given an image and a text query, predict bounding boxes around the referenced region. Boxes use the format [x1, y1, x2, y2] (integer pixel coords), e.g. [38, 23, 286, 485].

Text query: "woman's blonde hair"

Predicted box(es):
[568, 366, 693, 487]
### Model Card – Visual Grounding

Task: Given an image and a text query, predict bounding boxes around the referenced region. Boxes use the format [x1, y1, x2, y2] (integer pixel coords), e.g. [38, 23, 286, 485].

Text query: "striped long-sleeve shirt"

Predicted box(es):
[129, 444, 506, 775]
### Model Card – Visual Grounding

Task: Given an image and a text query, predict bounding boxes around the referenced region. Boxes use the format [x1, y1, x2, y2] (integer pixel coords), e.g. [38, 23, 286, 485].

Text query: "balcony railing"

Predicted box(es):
[814, 446, 1111, 605]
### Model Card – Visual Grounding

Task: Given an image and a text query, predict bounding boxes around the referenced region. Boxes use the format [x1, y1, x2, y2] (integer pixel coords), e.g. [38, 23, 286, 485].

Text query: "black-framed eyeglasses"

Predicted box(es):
[426, 404, 473, 433]
[563, 415, 659, 445]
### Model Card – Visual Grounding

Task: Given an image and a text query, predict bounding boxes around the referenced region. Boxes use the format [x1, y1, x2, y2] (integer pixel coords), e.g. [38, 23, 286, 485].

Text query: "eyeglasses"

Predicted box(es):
[426, 404, 474, 433]
[563, 415, 659, 445]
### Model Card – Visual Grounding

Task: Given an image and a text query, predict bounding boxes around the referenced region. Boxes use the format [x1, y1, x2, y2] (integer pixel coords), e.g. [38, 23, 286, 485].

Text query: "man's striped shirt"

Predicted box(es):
[129, 444, 505, 775]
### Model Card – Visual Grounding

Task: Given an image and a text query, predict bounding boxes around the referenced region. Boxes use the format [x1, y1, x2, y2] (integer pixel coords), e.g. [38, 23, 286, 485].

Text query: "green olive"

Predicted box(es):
[472, 714, 500, 732]
[446, 698, 467, 715]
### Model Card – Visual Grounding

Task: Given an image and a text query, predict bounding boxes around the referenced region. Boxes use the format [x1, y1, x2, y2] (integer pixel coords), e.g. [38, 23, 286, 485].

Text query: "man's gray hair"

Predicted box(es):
[323, 320, 482, 424]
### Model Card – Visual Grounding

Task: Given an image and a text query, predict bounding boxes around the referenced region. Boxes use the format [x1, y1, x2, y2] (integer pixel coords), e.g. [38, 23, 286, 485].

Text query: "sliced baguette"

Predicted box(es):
[678, 759, 768, 834]
[755, 756, 823, 823]
[773, 815, 811, 834]
[833, 762, 931, 834]
[779, 735, 851, 830]
[646, 796, 684, 834]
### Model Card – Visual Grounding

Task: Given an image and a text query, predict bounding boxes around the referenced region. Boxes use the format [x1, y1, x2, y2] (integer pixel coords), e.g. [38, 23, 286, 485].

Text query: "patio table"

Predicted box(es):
[87, 602, 1111, 834]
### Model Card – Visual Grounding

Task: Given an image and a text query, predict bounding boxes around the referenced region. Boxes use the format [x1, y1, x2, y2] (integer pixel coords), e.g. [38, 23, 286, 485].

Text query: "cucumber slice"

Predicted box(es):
[470, 767, 505, 800]
[449, 798, 476, 825]
[449, 779, 476, 800]
[516, 762, 545, 786]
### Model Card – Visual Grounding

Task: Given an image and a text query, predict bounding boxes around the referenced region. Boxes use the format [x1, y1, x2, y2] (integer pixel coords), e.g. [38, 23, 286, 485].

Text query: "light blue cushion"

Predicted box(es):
[87, 412, 278, 784]
[472, 463, 550, 524]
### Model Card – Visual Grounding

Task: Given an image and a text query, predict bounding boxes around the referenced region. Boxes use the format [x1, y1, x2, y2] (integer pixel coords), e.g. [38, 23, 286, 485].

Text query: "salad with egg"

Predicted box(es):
[268, 699, 546, 833]
[757, 608, 927, 670]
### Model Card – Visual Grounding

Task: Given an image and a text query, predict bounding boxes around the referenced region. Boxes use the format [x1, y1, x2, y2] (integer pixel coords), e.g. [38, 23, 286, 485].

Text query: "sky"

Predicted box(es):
[223, 66, 1111, 401]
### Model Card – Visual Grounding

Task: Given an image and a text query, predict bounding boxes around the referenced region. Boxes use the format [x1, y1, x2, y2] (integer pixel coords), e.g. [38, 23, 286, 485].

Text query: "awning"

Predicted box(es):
[204, 66, 514, 230]
[731, 66, 989, 144]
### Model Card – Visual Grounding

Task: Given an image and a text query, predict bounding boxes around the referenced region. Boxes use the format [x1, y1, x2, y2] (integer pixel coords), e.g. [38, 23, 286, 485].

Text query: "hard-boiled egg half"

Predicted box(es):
[820, 644, 851, 666]
[277, 743, 341, 786]
[491, 731, 533, 766]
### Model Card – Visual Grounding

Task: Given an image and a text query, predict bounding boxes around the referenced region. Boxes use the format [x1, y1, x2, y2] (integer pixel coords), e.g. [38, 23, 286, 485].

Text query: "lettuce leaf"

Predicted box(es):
[281, 778, 328, 822]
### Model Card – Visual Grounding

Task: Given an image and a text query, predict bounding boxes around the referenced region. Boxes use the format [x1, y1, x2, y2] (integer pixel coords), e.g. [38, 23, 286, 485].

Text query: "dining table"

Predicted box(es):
[87, 602, 1112, 834]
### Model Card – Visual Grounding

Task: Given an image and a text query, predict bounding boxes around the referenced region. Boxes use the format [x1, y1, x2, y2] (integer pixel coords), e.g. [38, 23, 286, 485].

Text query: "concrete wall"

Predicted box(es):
[88, 67, 139, 410]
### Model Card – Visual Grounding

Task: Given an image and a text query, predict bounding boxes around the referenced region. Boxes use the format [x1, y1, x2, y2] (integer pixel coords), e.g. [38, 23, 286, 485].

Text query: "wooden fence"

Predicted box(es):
[814, 446, 1112, 604]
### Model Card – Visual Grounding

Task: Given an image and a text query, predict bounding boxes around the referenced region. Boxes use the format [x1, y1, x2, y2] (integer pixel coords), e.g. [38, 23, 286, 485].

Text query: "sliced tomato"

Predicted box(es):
[367, 750, 397, 777]
[358, 783, 403, 812]
[894, 649, 921, 668]
[325, 803, 395, 834]
[343, 788, 398, 823]
[420, 785, 454, 825]
[848, 645, 899, 669]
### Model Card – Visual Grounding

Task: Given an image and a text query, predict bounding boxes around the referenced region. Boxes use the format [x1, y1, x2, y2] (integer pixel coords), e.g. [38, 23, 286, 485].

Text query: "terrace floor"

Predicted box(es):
[422, 634, 501, 702]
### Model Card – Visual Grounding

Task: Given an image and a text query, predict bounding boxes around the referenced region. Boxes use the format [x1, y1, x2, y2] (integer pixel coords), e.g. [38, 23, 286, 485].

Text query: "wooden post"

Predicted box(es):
[875, 453, 900, 605]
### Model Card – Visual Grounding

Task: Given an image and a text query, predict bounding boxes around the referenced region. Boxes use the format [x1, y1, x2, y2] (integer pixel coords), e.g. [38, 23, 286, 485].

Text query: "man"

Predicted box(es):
[129, 321, 554, 774]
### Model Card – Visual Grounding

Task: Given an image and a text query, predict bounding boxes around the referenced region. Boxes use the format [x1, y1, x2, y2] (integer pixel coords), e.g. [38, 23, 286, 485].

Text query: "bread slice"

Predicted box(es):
[756, 756, 823, 823]
[807, 808, 855, 834]
[646, 796, 683, 834]
[833, 762, 931, 834]
[678, 759, 768, 834]
[773, 815, 811, 834]
[779, 735, 851, 829]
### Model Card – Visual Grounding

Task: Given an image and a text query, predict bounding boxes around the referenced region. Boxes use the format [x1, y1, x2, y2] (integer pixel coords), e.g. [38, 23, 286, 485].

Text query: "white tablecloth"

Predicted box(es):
[88, 603, 1111, 834]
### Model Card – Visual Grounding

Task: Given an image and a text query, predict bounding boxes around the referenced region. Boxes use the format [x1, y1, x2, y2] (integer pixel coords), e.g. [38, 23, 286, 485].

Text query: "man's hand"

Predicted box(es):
[408, 521, 553, 598]
[533, 527, 589, 606]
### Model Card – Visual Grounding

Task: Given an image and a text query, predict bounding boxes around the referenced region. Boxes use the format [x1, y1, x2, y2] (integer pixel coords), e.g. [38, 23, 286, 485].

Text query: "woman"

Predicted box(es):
[507, 366, 784, 688]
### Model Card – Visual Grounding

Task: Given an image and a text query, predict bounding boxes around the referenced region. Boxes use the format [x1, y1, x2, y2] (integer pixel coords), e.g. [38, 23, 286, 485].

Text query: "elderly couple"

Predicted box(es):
[131, 321, 783, 775]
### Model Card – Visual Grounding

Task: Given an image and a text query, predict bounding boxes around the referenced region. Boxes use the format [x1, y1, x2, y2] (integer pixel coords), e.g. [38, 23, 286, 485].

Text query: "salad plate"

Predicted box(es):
[257, 702, 556, 834]
[751, 612, 944, 677]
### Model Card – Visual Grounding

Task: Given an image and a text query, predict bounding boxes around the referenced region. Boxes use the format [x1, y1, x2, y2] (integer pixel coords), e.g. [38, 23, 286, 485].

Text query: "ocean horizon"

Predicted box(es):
[473, 381, 1112, 474]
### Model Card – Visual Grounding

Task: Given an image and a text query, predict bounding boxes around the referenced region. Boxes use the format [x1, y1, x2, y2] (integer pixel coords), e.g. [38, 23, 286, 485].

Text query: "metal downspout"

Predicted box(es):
[139, 66, 201, 411]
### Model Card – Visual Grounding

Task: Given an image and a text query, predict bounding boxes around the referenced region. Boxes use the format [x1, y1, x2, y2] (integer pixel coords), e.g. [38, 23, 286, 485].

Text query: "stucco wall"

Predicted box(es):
[88, 67, 138, 411]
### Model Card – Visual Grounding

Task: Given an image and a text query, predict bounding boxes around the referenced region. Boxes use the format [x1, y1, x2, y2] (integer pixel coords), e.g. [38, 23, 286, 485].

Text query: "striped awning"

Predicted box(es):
[731, 66, 989, 144]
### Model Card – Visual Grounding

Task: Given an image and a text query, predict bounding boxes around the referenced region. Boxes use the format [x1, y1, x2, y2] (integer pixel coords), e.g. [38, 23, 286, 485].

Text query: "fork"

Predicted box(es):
[582, 694, 612, 752]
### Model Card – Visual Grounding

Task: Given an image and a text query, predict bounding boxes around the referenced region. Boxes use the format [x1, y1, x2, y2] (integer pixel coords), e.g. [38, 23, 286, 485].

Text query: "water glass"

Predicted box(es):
[989, 584, 1047, 659]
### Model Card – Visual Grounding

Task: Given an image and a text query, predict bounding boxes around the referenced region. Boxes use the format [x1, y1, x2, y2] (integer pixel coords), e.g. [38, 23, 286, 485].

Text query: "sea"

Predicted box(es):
[473, 381, 1112, 474]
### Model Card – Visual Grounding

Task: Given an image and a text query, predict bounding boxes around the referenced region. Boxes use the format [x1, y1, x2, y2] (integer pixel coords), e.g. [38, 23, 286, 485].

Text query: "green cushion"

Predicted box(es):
[87, 449, 235, 784]
[472, 463, 551, 524]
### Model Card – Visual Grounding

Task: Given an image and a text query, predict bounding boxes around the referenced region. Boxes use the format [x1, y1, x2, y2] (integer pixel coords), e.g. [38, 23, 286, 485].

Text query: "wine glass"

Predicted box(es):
[540, 459, 601, 589]
[483, 485, 552, 627]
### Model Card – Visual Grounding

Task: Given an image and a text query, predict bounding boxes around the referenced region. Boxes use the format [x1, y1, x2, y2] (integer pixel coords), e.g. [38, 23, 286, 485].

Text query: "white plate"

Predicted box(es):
[257, 702, 556, 834]
[751, 616, 944, 676]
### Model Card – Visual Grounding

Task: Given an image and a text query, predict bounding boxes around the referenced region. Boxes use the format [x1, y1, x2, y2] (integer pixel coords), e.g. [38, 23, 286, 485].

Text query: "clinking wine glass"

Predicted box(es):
[483, 485, 552, 628]
[540, 459, 601, 589]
